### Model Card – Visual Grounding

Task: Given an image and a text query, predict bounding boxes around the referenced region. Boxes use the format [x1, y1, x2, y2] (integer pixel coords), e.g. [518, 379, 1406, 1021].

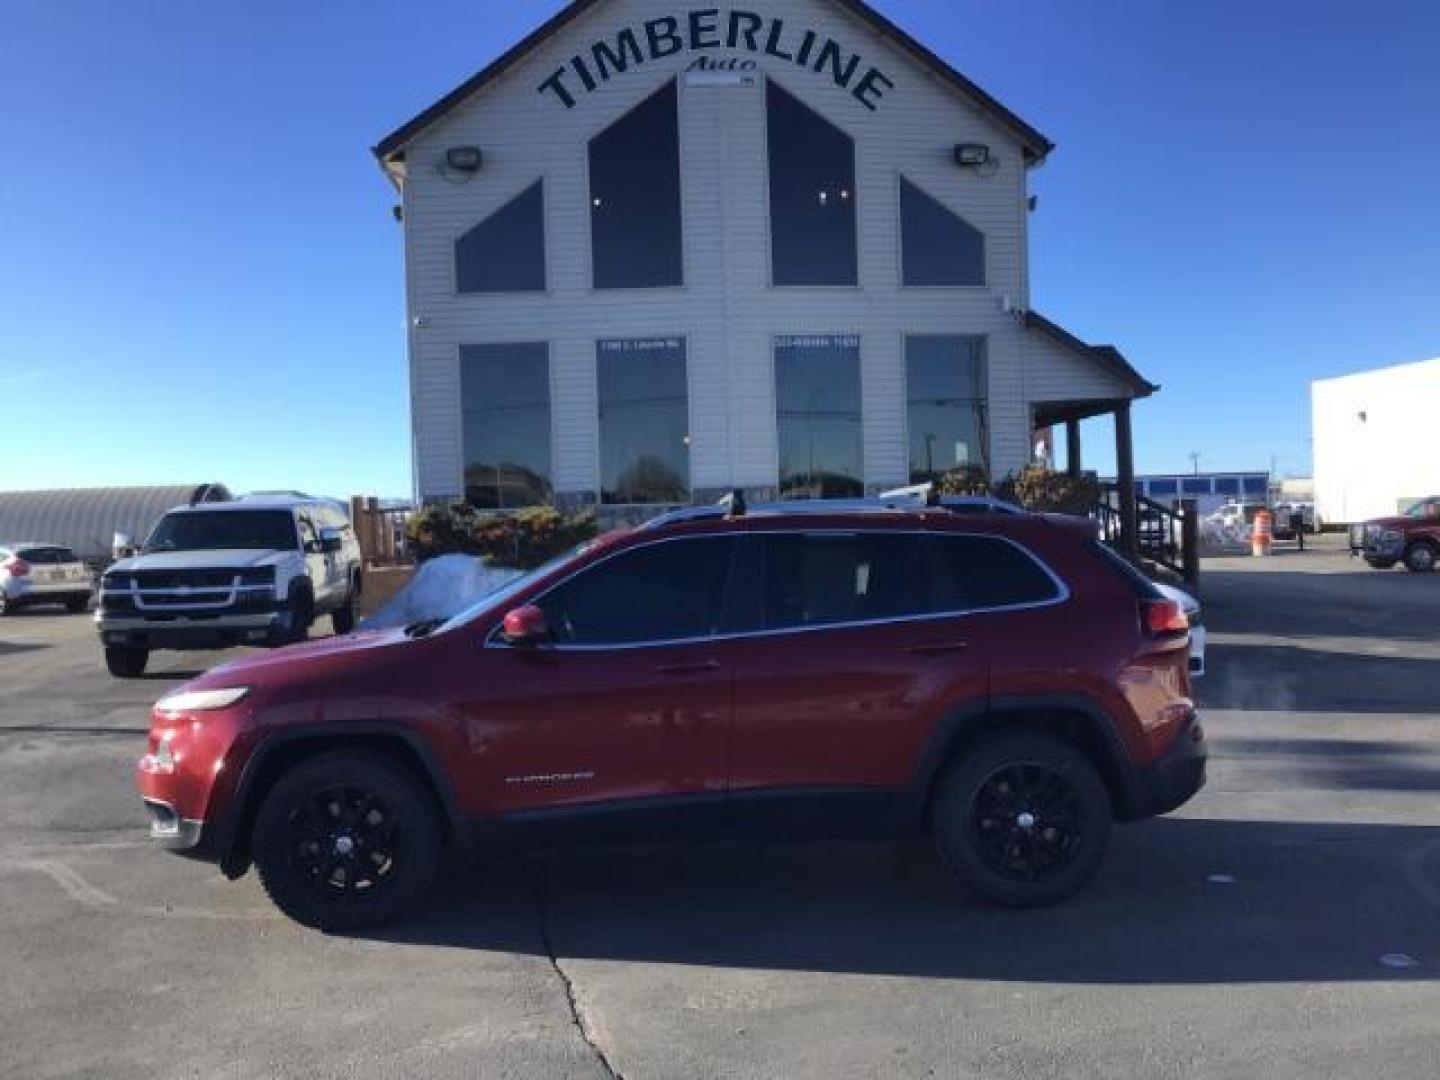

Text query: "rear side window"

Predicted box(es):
[1084, 539, 1162, 599]
[926, 535, 1062, 611]
[536, 537, 733, 645]
[763, 533, 927, 630]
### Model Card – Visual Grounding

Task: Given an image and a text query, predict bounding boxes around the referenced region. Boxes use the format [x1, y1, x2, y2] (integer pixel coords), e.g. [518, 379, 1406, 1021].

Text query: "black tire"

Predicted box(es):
[1403, 542, 1437, 573]
[331, 586, 358, 636]
[1364, 557, 1396, 570]
[104, 646, 149, 678]
[66, 596, 89, 614]
[932, 733, 1111, 908]
[252, 753, 441, 931]
[270, 584, 313, 646]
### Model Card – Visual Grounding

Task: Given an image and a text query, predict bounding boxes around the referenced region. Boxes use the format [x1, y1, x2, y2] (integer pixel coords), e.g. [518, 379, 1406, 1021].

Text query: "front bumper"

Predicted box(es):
[99, 612, 279, 650]
[1117, 711, 1208, 821]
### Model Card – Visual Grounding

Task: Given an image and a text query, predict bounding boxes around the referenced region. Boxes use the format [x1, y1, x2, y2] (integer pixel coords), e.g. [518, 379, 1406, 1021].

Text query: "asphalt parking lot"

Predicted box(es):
[2, 536, 1438, 1079]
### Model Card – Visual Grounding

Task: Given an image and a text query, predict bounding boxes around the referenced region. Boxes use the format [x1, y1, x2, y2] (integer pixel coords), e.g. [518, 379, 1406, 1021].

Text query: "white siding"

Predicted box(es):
[1313, 358, 1440, 524]
[394, 0, 1096, 500]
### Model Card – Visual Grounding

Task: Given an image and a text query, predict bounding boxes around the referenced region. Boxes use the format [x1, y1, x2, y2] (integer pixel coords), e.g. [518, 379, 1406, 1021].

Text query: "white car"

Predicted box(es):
[0, 543, 94, 615]
[1156, 581, 1206, 678]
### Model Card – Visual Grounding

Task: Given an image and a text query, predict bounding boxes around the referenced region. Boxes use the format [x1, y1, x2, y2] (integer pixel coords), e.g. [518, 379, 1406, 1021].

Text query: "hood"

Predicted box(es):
[1360, 516, 1416, 530]
[189, 627, 412, 690]
[112, 549, 292, 573]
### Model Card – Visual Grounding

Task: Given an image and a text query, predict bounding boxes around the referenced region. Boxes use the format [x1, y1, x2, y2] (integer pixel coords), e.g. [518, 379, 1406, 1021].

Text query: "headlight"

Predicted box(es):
[155, 687, 251, 713]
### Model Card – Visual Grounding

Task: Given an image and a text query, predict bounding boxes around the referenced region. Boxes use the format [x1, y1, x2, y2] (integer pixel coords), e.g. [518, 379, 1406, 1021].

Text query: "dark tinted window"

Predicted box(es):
[461, 343, 552, 509]
[900, 176, 984, 287]
[763, 533, 927, 630]
[18, 546, 75, 564]
[1149, 478, 1178, 496]
[590, 81, 683, 289]
[1182, 477, 1211, 495]
[537, 537, 732, 645]
[455, 181, 546, 293]
[1213, 477, 1239, 495]
[776, 335, 863, 499]
[144, 511, 296, 553]
[767, 81, 857, 286]
[1243, 476, 1269, 495]
[927, 535, 1061, 610]
[906, 336, 988, 483]
[598, 338, 688, 504]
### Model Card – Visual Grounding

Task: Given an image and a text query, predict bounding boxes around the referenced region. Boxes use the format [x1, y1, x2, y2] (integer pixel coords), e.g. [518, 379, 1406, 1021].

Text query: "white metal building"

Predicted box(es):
[374, 0, 1156, 514]
[1313, 357, 1440, 525]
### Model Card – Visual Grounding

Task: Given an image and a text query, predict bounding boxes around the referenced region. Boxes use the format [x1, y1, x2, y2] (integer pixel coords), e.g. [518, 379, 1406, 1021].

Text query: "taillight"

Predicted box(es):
[3, 557, 30, 577]
[1141, 598, 1188, 638]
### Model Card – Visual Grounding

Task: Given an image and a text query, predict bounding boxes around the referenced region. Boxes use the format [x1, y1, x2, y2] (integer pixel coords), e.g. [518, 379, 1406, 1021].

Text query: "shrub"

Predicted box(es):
[932, 464, 1101, 515]
[934, 465, 993, 497]
[407, 503, 599, 570]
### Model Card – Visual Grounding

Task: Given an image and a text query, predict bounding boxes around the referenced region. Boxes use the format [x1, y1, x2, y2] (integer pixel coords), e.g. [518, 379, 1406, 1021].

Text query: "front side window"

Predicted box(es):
[144, 511, 297, 553]
[461, 343, 553, 509]
[900, 176, 985, 287]
[589, 80, 683, 289]
[767, 80, 857, 286]
[926, 535, 1062, 611]
[906, 336, 988, 484]
[775, 335, 863, 499]
[763, 532, 927, 631]
[536, 537, 733, 645]
[598, 338, 689, 504]
[455, 181, 546, 293]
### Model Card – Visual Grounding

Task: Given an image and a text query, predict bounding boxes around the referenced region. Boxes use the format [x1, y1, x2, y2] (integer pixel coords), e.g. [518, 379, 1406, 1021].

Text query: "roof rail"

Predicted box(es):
[639, 487, 1029, 530]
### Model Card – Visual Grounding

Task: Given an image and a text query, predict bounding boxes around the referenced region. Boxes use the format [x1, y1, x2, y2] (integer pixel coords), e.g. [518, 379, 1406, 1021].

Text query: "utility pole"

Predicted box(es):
[1189, 451, 1201, 476]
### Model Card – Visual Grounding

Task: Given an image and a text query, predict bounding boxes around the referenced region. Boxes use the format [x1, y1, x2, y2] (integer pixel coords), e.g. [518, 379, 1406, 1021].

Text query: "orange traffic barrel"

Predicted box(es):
[1251, 510, 1273, 556]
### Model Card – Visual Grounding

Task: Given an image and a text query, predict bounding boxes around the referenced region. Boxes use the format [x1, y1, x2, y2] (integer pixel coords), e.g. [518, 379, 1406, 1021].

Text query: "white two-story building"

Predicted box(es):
[374, 0, 1156, 518]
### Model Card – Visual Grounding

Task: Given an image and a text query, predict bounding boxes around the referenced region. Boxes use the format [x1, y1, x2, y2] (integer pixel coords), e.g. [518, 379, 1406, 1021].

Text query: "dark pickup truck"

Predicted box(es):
[1351, 497, 1440, 572]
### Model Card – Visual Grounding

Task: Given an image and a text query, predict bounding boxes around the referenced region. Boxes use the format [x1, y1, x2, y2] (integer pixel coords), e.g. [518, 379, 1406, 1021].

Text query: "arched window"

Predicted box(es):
[455, 181, 546, 294]
[767, 81, 857, 286]
[900, 176, 985, 287]
[589, 81, 683, 289]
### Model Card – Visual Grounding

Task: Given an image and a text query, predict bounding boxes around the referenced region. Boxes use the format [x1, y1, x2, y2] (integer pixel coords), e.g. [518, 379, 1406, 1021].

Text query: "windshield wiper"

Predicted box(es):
[404, 618, 446, 639]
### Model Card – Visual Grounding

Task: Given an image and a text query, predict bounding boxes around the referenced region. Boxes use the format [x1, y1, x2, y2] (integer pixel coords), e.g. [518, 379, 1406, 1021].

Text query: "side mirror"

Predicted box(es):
[113, 532, 135, 558]
[319, 527, 343, 554]
[501, 605, 551, 648]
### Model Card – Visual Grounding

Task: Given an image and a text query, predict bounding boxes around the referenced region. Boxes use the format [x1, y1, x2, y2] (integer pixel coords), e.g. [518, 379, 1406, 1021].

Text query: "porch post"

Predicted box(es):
[1065, 420, 1082, 478]
[1114, 401, 1139, 560]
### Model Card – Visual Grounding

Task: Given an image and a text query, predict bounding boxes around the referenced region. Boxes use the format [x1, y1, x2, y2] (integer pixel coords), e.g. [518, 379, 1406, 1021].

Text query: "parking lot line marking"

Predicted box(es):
[1, 859, 268, 922]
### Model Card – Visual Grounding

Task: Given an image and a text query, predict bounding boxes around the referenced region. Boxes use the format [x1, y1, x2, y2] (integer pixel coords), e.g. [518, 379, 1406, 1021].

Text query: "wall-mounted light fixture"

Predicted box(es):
[444, 146, 484, 173]
[953, 143, 991, 168]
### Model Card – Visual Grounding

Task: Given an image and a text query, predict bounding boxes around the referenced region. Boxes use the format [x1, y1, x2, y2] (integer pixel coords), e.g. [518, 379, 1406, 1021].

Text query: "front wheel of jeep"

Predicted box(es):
[252, 753, 441, 931]
[932, 733, 1112, 908]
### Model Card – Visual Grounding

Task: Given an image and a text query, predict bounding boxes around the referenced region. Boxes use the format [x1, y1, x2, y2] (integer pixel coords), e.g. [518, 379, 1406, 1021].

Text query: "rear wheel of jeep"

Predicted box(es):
[932, 733, 1111, 908]
[104, 646, 149, 678]
[1403, 542, 1437, 573]
[252, 753, 441, 930]
[1364, 557, 1396, 570]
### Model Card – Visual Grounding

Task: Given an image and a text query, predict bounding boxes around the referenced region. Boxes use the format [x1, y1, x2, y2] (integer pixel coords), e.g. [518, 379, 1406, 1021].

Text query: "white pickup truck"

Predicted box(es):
[96, 497, 363, 678]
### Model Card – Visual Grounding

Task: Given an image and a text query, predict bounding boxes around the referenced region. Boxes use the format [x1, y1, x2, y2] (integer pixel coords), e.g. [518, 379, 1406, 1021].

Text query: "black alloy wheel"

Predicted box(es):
[933, 733, 1111, 908]
[253, 754, 440, 930]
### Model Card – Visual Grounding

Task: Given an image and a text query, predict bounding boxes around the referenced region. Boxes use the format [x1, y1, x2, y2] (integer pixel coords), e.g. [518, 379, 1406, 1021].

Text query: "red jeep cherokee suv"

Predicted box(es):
[137, 500, 1205, 929]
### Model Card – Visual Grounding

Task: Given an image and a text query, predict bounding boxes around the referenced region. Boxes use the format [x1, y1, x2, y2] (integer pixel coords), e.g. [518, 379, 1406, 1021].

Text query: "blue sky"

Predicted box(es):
[2, 0, 1437, 497]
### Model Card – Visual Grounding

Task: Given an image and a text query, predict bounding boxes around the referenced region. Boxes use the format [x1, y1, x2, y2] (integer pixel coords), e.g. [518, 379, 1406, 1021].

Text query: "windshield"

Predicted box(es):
[1405, 500, 1437, 519]
[144, 510, 297, 553]
[435, 540, 599, 634]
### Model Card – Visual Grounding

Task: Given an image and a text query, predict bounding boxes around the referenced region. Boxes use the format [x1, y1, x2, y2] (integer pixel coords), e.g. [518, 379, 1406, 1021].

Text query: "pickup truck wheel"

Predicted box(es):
[104, 646, 149, 678]
[331, 584, 358, 635]
[252, 753, 441, 931]
[1364, 557, 1396, 570]
[271, 586, 313, 646]
[932, 733, 1111, 908]
[1403, 542, 1437, 573]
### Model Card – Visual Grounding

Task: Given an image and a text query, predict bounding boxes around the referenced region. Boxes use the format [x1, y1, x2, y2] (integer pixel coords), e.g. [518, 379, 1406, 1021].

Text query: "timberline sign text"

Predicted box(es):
[538, 9, 895, 111]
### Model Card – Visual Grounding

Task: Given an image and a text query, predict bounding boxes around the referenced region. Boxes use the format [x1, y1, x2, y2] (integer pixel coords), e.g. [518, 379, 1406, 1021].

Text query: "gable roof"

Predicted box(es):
[372, 0, 1054, 165]
[1024, 311, 1159, 399]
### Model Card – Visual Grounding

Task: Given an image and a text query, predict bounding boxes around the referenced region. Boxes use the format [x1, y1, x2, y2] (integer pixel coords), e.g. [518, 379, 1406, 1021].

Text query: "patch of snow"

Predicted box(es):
[362, 555, 522, 630]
